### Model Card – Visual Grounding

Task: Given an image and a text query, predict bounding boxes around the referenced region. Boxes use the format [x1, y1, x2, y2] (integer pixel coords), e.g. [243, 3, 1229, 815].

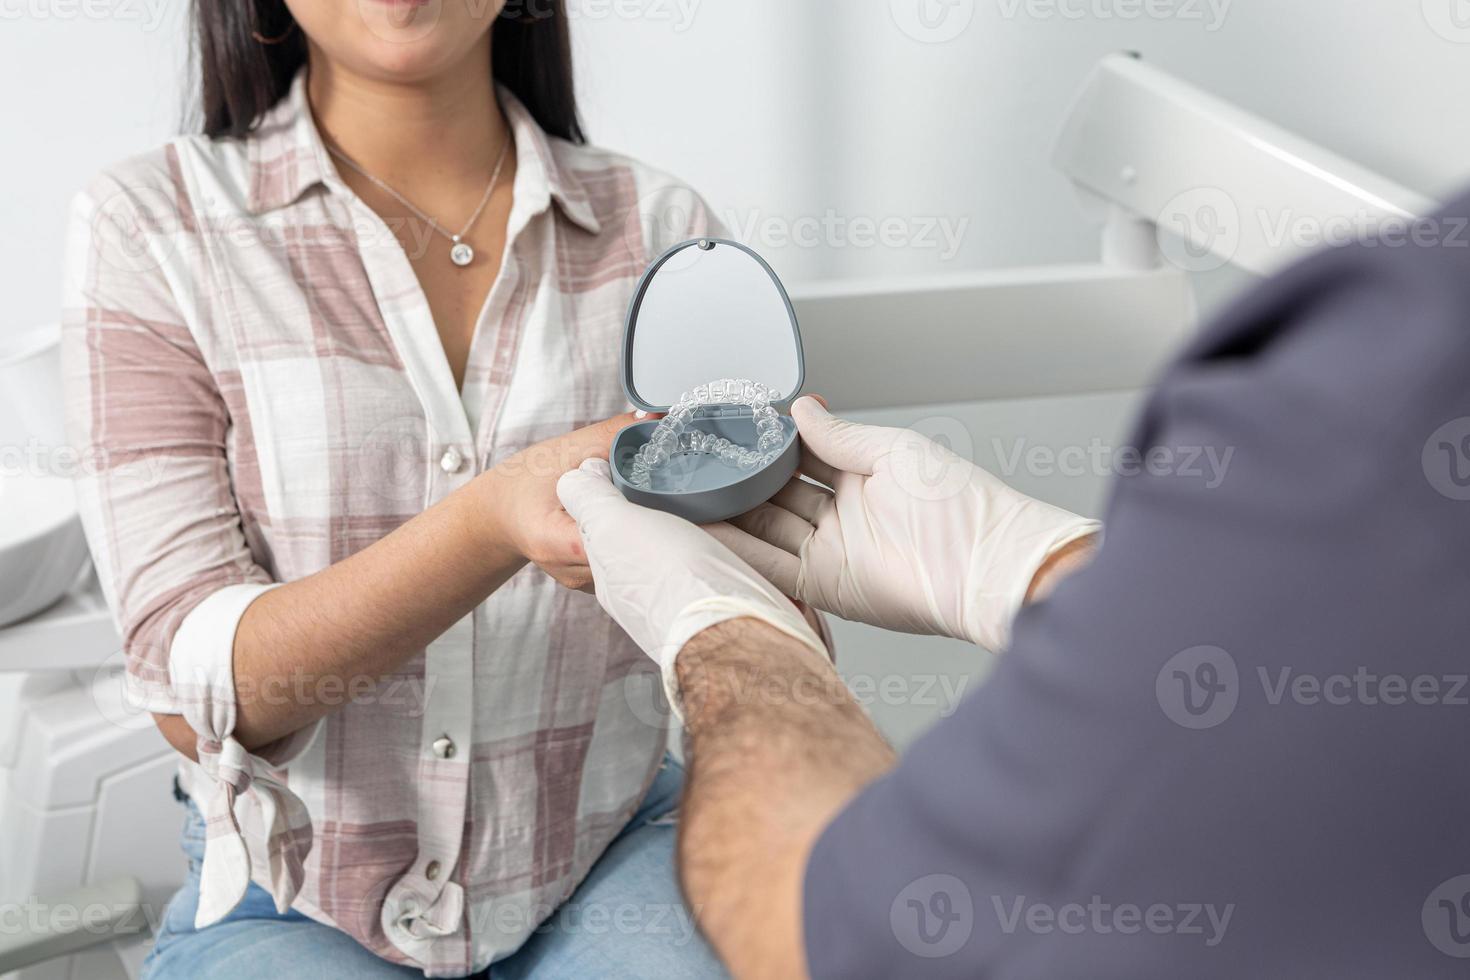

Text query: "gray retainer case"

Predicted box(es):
[611, 238, 805, 523]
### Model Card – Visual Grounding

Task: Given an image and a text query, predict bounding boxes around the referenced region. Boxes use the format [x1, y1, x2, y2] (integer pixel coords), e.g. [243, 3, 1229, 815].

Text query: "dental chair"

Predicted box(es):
[0, 53, 1428, 979]
[0, 327, 180, 979]
[0, 593, 177, 980]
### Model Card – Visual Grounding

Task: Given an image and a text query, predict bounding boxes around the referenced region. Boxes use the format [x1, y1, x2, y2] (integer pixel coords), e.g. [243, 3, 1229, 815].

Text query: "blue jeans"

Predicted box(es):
[142, 755, 726, 979]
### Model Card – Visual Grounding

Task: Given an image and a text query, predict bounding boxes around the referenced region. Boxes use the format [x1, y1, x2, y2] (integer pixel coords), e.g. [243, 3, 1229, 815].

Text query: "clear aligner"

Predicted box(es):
[626, 378, 786, 489]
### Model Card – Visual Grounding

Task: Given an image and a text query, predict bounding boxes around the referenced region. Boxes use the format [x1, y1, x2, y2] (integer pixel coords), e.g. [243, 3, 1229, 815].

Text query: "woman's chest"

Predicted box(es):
[199, 206, 633, 568]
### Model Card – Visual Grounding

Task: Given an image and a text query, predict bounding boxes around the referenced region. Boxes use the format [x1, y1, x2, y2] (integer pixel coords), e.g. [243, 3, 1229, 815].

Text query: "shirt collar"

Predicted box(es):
[246, 71, 601, 235]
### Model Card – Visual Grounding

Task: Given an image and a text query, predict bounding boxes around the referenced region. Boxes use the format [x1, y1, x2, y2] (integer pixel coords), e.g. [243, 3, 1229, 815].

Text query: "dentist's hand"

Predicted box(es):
[708, 397, 1102, 651]
[556, 458, 827, 716]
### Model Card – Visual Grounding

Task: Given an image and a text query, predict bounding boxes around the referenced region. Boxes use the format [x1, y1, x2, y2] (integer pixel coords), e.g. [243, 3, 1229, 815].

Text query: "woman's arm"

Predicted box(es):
[225, 416, 633, 752]
[63, 167, 636, 764]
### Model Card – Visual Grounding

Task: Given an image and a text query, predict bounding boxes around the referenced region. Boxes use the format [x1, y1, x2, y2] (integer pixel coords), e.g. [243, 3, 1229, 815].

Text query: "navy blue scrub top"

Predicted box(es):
[802, 191, 1470, 978]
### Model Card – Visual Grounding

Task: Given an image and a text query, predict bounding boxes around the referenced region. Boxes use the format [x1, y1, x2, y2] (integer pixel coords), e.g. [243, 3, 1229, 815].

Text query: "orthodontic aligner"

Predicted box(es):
[627, 378, 785, 490]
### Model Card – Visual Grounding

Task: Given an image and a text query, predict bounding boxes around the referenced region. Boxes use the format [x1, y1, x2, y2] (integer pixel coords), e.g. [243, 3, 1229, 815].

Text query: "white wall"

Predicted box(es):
[3, 0, 1466, 743]
[7, 1, 1467, 330]
[574, 0, 1470, 288]
[1, 1, 190, 331]
[9, 0, 1460, 364]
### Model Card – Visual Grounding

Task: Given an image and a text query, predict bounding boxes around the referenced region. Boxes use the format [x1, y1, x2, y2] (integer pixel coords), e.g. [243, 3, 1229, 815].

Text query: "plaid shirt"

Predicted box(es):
[61, 73, 720, 975]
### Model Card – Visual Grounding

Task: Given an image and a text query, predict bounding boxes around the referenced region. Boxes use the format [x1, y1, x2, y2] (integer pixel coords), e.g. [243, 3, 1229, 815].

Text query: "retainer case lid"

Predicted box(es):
[621, 238, 805, 414]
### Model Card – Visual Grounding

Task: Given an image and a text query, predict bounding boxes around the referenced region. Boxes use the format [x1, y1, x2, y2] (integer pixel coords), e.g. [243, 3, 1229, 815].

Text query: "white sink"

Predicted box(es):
[0, 475, 89, 628]
[0, 326, 91, 628]
[0, 324, 68, 451]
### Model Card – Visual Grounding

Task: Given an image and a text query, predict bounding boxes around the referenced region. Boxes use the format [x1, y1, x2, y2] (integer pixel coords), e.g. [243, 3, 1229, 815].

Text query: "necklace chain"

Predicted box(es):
[326, 134, 511, 251]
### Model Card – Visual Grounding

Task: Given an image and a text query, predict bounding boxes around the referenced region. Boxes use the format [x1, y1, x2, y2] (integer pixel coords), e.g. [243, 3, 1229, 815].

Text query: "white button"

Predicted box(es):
[432, 735, 456, 759]
[425, 860, 441, 881]
[439, 447, 465, 473]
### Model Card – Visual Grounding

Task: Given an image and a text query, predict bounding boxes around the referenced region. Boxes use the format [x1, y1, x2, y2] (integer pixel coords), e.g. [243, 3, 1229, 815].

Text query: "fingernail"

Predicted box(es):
[633, 410, 650, 420]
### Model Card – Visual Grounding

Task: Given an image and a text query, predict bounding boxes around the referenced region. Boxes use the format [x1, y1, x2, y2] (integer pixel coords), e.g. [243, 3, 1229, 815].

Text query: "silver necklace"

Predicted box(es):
[326, 135, 511, 268]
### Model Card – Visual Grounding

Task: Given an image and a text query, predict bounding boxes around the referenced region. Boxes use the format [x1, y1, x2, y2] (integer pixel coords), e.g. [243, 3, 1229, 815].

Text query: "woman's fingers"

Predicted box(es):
[730, 501, 814, 557]
[569, 412, 644, 463]
[771, 478, 833, 524]
[704, 522, 801, 596]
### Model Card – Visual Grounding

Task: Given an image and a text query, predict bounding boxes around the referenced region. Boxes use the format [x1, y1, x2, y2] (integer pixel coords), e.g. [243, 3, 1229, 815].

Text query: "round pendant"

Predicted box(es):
[450, 242, 475, 267]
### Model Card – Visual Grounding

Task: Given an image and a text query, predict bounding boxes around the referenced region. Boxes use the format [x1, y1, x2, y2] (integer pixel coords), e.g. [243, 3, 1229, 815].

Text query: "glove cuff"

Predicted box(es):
[966, 503, 1102, 652]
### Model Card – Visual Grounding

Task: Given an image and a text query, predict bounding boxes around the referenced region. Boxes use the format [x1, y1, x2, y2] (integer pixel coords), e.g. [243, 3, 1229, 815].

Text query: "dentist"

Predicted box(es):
[556, 193, 1470, 977]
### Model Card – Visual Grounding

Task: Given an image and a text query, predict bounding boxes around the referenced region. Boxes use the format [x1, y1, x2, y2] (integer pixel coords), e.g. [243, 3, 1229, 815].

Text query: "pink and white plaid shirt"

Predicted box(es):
[61, 73, 720, 976]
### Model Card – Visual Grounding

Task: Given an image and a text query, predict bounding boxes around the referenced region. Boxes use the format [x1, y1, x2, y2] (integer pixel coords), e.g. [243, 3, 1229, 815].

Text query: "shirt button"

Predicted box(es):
[425, 860, 442, 882]
[440, 447, 465, 473]
[432, 735, 456, 759]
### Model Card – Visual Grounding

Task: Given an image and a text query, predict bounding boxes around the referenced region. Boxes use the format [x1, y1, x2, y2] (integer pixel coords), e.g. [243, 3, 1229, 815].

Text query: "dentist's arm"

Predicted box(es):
[1027, 533, 1099, 603]
[556, 460, 883, 977]
[675, 618, 893, 979]
[554, 456, 1092, 977]
[707, 397, 1101, 653]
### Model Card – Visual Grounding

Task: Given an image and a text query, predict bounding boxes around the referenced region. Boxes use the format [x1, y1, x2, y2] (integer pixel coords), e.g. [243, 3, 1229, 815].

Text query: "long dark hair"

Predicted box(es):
[192, 1, 584, 143]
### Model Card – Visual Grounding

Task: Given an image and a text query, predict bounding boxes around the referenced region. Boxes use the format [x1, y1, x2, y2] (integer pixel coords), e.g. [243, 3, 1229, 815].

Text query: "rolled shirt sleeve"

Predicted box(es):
[61, 165, 319, 927]
[803, 194, 1470, 977]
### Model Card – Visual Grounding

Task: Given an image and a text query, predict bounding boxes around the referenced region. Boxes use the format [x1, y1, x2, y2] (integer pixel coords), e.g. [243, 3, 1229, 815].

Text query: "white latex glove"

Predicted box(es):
[708, 397, 1102, 652]
[556, 458, 827, 716]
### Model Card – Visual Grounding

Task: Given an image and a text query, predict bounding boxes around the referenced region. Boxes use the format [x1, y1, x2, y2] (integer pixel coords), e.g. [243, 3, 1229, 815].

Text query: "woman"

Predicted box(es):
[61, 2, 758, 976]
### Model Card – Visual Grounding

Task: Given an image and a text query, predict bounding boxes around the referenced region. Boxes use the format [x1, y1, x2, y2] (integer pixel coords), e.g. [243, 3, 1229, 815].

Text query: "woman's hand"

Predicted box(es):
[480, 413, 645, 590]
